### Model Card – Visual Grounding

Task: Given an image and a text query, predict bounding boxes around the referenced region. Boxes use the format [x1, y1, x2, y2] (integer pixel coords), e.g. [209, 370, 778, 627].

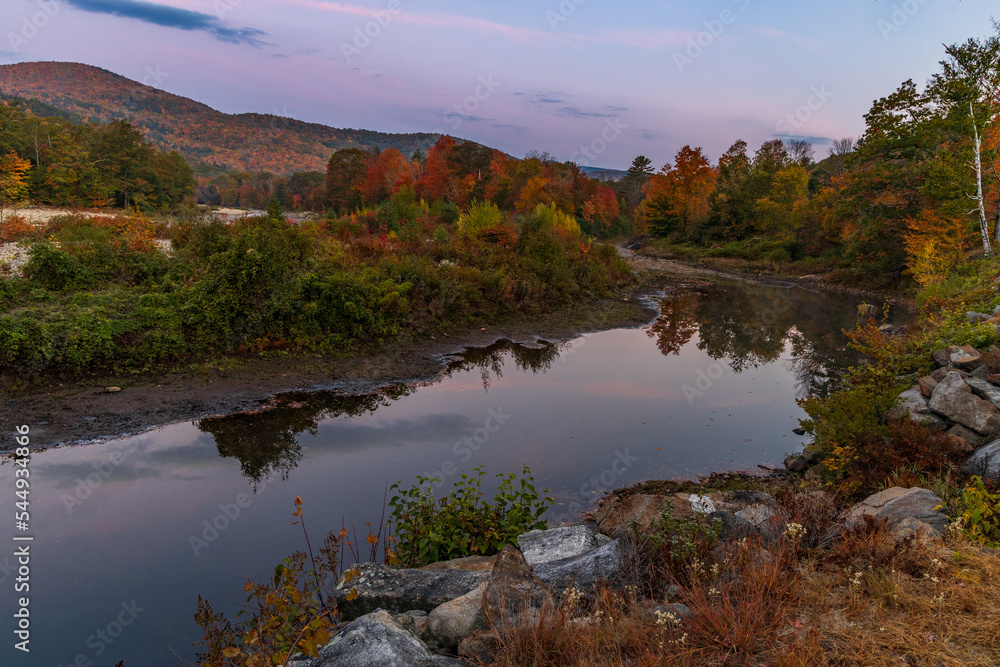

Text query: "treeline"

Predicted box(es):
[638, 30, 1000, 286]
[0, 100, 194, 210]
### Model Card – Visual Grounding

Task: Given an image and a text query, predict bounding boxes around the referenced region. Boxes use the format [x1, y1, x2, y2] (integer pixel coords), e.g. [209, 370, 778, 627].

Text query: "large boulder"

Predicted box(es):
[427, 583, 487, 649]
[963, 439, 1000, 482]
[483, 546, 550, 630]
[516, 523, 611, 568]
[289, 609, 469, 667]
[532, 539, 622, 594]
[335, 563, 489, 620]
[928, 372, 1000, 435]
[844, 487, 949, 539]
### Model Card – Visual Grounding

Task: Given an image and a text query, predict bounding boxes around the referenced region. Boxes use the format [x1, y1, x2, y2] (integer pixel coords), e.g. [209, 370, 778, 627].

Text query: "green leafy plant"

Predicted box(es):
[387, 465, 553, 568]
[958, 476, 1000, 548]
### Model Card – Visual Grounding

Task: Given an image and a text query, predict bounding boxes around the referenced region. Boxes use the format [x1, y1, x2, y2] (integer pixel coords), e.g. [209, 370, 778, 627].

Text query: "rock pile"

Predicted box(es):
[293, 485, 949, 665]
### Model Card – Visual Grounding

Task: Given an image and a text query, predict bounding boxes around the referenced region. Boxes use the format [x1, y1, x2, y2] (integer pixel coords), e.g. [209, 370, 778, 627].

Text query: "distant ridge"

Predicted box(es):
[579, 165, 626, 182]
[0, 61, 444, 174]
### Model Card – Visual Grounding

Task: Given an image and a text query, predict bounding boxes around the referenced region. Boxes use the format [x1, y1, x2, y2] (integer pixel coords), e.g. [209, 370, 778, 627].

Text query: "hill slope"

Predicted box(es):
[0, 61, 441, 174]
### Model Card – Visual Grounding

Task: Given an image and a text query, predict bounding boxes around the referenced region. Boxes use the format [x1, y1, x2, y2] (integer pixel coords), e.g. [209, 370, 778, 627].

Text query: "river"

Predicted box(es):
[0, 279, 896, 666]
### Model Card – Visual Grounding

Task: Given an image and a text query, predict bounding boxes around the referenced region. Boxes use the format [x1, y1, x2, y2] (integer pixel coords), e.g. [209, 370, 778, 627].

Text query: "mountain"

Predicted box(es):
[579, 165, 626, 182]
[0, 61, 442, 174]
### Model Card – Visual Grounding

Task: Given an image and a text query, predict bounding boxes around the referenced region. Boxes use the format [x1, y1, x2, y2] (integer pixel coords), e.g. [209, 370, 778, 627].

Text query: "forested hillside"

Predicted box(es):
[0, 62, 442, 174]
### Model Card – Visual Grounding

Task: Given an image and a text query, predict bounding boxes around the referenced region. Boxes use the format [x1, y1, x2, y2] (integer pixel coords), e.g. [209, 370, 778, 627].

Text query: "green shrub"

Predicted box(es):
[458, 201, 506, 238]
[959, 477, 1000, 548]
[24, 242, 92, 290]
[387, 466, 552, 567]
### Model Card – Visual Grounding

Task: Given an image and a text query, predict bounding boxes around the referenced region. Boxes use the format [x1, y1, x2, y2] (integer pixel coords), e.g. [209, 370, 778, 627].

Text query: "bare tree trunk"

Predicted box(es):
[972, 102, 993, 255]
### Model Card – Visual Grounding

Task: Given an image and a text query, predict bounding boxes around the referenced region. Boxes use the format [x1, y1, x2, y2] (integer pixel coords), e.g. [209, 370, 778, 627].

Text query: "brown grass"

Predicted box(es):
[475, 523, 1000, 667]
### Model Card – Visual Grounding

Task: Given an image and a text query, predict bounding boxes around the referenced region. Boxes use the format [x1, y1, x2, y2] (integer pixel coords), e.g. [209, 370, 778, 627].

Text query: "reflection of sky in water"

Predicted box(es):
[0, 282, 886, 666]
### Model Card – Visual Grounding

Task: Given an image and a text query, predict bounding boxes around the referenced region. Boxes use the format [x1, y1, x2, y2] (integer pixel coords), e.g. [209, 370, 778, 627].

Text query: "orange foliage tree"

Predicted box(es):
[641, 145, 716, 239]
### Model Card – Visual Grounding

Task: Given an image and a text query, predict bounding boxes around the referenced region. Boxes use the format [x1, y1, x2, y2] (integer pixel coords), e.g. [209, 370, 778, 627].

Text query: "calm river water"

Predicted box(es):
[1, 280, 895, 666]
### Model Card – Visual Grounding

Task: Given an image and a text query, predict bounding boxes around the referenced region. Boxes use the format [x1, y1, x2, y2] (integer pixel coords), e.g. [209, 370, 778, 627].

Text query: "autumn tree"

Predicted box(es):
[0, 150, 31, 227]
[326, 148, 369, 212]
[640, 146, 716, 239]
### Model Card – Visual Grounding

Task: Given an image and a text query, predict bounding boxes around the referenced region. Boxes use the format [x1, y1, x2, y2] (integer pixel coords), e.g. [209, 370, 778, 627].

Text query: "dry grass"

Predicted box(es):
[475, 522, 1000, 667]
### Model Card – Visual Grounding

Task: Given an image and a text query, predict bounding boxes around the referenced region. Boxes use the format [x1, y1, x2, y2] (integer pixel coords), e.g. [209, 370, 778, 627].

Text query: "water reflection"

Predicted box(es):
[199, 386, 412, 483]
[648, 282, 869, 397]
[200, 284, 879, 486]
[443, 339, 564, 389]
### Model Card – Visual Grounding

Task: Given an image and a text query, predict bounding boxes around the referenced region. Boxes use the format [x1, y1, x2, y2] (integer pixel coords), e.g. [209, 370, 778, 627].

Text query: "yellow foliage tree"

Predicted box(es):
[903, 209, 974, 285]
[0, 151, 31, 229]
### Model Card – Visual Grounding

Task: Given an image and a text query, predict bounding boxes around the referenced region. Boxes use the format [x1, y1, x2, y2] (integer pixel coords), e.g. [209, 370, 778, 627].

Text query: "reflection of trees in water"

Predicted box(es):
[647, 282, 861, 391]
[198, 386, 411, 486]
[645, 292, 699, 356]
[200, 340, 562, 484]
[446, 339, 562, 390]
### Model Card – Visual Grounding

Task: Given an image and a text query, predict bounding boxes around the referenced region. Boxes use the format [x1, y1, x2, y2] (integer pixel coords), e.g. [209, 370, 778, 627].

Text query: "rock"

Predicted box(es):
[965, 312, 990, 324]
[516, 523, 611, 568]
[928, 372, 1000, 435]
[994, 305, 1000, 316]
[288, 609, 466, 667]
[932, 345, 983, 370]
[894, 386, 947, 429]
[427, 583, 487, 649]
[784, 454, 808, 473]
[707, 511, 758, 542]
[989, 374, 1000, 385]
[952, 344, 983, 370]
[420, 555, 496, 572]
[105, 386, 122, 393]
[962, 439, 1000, 481]
[335, 563, 490, 620]
[966, 377, 1000, 410]
[917, 376, 938, 399]
[483, 546, 550, 629]
[688, 494, 716, 514]
[736, 503, 777, 527]
[844, 487, 949, 539]
[532, 539, 622, 594]
[792, 427, 806, 436]
[719, 490, 776, 511]
[931, 367, 967, 382]
[969, 365, 990, 379]
[945, 424, 980, 450]
[458, 631, 499, 663]
[595, 494, 680, 539]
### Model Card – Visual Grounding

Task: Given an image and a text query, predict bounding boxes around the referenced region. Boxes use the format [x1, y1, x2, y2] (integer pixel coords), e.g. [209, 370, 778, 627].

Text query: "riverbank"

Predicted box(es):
[1, 289, 656, 449]
[632, 238, 916, 309]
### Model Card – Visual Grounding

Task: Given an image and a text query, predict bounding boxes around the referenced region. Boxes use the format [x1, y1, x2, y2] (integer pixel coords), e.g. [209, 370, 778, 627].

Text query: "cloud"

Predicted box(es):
[558, 107, 618, 118]
[750, 26, 824, 51]
[288, 1, 696, 51]
[63, 0, 268, 46]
